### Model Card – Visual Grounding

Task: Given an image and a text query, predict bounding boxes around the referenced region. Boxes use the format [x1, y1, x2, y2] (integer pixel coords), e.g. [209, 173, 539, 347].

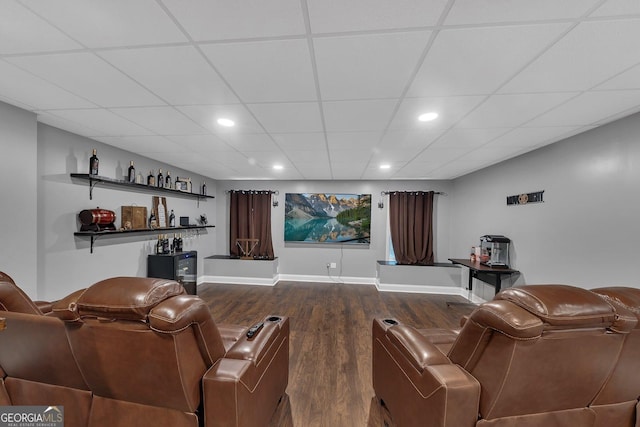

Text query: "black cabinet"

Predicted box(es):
[147, 251, 197, 295]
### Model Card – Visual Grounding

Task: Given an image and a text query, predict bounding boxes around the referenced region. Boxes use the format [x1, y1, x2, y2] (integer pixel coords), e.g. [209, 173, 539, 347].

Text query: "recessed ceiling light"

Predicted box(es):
[217, 118, 235, 127]
[379, 164, 391, 170]
[273, 164, 284, 170]
[418, 112, 438, 122]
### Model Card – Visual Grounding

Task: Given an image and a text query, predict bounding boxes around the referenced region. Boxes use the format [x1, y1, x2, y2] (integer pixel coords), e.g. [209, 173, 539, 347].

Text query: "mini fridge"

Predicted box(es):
[147, 250, 197, 295]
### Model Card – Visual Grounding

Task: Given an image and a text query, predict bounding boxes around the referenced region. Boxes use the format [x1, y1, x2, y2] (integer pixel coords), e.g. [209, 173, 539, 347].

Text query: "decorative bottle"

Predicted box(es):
[169, 210, 175, 227]
[165, 171, 172, 189]
[157, 169, 164, 188]
[127, 161, 136, 183]
[89, 149, 99, 175]
[147, 170, 155, 186]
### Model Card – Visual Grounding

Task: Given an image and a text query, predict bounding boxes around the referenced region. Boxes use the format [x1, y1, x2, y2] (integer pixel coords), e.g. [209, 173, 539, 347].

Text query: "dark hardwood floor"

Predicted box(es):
[198, 281, 475, 427]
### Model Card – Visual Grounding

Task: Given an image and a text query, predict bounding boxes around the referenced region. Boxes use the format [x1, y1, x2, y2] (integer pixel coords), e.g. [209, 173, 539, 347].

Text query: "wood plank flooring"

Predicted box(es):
[198, 281, 475, 427]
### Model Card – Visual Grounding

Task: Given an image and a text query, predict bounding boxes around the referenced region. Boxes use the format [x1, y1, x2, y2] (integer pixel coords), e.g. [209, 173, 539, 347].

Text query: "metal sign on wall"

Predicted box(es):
[506, 190, 544, 206]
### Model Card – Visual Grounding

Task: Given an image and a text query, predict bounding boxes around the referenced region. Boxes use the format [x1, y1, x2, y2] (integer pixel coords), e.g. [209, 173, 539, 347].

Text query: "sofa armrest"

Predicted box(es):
[202, 315, 289, 427]
[372, 318, 480, 427]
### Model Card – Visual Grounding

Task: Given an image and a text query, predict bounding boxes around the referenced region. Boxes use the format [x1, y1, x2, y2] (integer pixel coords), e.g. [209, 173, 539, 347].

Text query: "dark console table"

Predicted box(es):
[448, 258, 519, 295]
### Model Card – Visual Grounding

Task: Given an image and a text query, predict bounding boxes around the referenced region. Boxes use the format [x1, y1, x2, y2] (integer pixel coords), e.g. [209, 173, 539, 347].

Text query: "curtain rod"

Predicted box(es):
[226, 190, 279, 195]
[381, 190, 446, 196]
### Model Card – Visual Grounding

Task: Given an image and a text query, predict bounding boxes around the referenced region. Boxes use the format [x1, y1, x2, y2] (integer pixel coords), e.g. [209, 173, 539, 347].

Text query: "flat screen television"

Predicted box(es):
[284, 193, 371, 244]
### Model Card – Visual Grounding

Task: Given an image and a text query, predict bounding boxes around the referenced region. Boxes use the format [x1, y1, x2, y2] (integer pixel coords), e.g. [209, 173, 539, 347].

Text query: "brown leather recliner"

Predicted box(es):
[0, 271, 53, 314]
[590, 287, 640, 426]
[0, 280, 92, 427]
[52, 277, 289, 427]
[372, 284, 638, 427]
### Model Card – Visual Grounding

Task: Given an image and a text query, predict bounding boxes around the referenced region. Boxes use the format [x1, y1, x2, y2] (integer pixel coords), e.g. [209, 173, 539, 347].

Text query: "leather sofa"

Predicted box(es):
[0, 276, 289, 427]
[372, 284, 640, 427]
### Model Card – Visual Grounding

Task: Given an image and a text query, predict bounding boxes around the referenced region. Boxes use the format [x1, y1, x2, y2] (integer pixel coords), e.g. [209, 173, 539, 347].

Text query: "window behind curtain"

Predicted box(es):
[229, 190, 274, 260]
[388, 191, 435, 265]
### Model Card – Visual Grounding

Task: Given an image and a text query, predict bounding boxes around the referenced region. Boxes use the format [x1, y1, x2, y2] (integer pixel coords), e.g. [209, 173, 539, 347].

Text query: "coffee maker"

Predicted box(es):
[480, 235, 511, 268]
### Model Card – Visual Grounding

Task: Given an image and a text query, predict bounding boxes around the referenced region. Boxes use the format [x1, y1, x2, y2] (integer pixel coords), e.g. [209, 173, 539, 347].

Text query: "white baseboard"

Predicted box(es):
[277, 274, 375, 285]
[200, 275, 278, 286]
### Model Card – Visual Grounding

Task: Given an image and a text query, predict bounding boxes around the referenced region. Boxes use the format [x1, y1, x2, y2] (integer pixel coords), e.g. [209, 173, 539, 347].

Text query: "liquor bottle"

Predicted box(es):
[136, 172, 143, 184]
[175, 233, 183, 252]
[149, 209, 157, 229]
[187, 178, 192, 193]
[201, 181, 207, 196]
[156, 235, 163, 255]
[169, 209, 175, 227]
[157, 169, 164, 188]
[172, 233, 177, 253]
[147, 170, 155, 186]
[165, 171, 172, 189]
[89, 149, 99, 175]
[127, 161, 136, 183]
[162, 234, 170, 254]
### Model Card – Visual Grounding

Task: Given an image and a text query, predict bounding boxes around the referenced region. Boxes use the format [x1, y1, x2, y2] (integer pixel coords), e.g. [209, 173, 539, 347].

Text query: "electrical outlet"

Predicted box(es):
[330, 262, 337, 269]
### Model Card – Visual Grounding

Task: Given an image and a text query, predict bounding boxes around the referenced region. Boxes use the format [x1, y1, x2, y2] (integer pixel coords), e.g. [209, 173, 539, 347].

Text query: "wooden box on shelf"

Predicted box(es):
[121, 206, 147, 230]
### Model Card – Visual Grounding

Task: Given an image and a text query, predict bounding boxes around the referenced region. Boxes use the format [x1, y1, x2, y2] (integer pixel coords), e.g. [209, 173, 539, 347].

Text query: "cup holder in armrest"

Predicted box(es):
[383, 318, 398, 325]
[267, 316, 281, 322]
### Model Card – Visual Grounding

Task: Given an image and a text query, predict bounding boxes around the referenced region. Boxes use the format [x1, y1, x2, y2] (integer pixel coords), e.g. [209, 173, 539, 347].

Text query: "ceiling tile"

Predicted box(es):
[326, 132, 383, 151]
[296, 163, 332, 180]
[201, 39, 316, 103]
[596, 63, 640, 90]
[21, 0, 186, 48]
[412, 147, 468, 163]
[323, 99, 398, 132]
[430, 128, 511, 149]
[378, 129, 444, 149]
[370, 147, 422, 161]
[161, 0, 306, 40]
[307, 0, 448, 33]
[0, 60, 95, 110]
[95, 135, 182, 153]
[247, 102, 323, 133]
[456, 92, 579, 128]
[166, 134, 234, 152]
[271, 132, 327, 150]
[37, 111, 106, 137]
[389, 95, 485, 129]
[285, 150, 329, 163]
[221, 133, 280, 152]
[100, 45, 239, 105]
[500, 19, 640, 93]
[527, 90, 640, 127]
[110, 106, 207, 135]
[0, 0, 81, 54]
[7, 52, 163, 107]
[314, 31, 430, 100]
[445, 0, 601, 25]
[488, 126, 584, 148]
[408, 23, 571, 97]
[177, 104, 264, 134]
[48, 109, 155, 136]
[590, 0, 640, 17]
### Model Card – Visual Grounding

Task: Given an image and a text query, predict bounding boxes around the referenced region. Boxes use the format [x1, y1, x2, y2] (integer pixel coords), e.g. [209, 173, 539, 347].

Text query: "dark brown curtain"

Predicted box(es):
[389, 191, 434, 265]
[229, 190, 275, 259]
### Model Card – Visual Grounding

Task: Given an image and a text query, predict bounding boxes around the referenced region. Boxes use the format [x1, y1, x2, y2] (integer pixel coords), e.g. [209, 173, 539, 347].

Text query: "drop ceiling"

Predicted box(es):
[2, 0, 640, 181]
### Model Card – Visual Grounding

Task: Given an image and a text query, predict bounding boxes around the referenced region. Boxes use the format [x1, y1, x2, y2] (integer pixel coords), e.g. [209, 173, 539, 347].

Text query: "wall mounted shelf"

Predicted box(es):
[70, 173, 215, 201]
[75, 225, 215, 253]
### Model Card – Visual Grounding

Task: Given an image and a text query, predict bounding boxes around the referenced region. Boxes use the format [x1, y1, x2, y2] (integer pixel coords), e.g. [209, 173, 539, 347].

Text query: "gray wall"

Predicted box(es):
[450, 113, 640, 288]
[35, 123, 217, 300]
[0, 102, 38, 296]
[215, 180, 452, 280]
